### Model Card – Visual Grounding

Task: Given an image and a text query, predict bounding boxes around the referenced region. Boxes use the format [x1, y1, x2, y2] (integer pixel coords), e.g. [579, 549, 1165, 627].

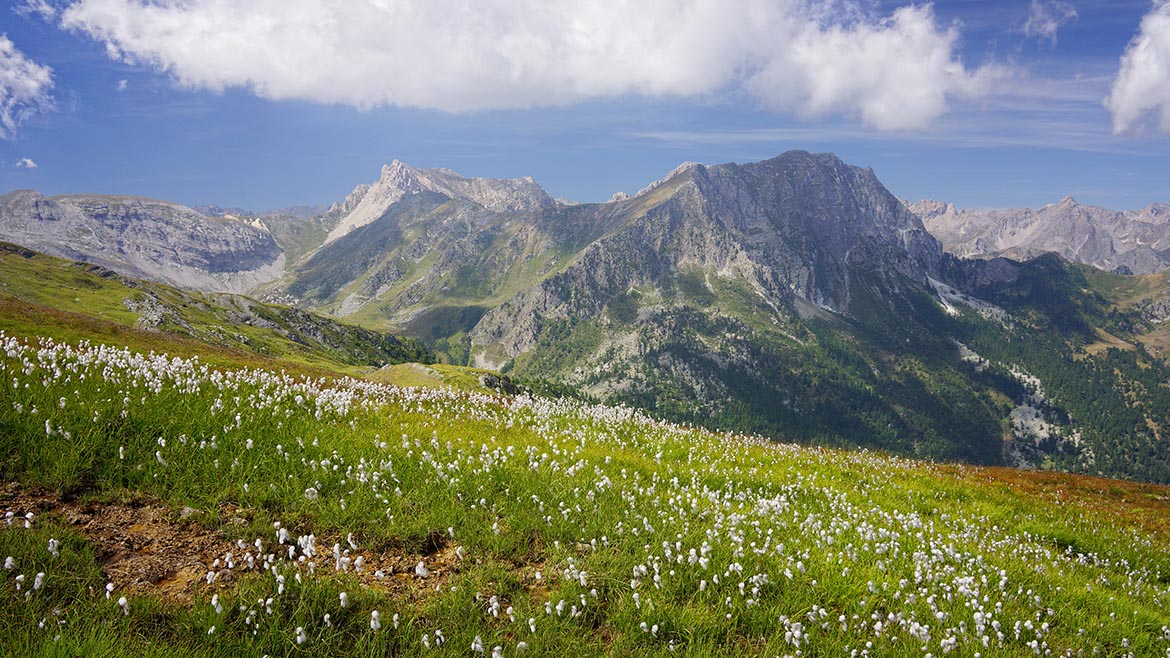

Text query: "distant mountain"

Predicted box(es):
[322, 160, 555, 245]
[467, 153, 943, 368]
[912, 196, 1170, 274]
[281, 152, 940, 333]
[0, 190, 284, 293]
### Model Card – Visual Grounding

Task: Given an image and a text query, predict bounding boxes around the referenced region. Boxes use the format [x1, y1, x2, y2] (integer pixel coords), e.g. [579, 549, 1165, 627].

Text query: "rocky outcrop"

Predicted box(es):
[913, 196, 1170, 274]
[0, 190, 284, 293]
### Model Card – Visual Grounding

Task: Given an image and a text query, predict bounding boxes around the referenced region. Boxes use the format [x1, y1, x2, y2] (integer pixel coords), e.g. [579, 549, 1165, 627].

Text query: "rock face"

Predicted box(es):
[912, 196, 1170, 274]
[322, 160, 555, 245]
[469, 151, 943, 366]
[0, 190, 284, 293]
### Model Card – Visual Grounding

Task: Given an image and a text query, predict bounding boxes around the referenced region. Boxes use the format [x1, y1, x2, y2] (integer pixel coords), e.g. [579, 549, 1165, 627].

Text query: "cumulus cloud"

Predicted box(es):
[750, 5, 1003, 131]
[56, 0, 1000, 131]
[0, 34, 55, 140]
[116, 79, 127, 92]
[1106, 0, 1170, 134]
[15, 157, 37, 168]
[1022, 0, 1077, 45]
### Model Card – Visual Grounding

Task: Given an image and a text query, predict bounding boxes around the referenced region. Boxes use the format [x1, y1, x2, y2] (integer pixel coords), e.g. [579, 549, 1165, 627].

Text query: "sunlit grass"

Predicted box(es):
[2, 331, 1169, 656]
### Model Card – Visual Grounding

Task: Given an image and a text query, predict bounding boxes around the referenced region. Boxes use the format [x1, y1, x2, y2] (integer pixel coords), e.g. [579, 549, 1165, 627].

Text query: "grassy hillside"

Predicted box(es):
[1, 331, 1169, 657]
[0, 242, 433, 375]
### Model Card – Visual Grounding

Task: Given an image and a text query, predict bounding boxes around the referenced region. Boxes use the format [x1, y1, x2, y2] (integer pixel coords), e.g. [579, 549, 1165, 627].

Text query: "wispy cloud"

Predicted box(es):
[55, 0, 1000, 131]
[1022, 0, 1078, 45]
[1107, 0, 1170, 134]
[0, 34, 54, 140]
[13, 0, 57, 20]
[15, 157, 37, 168]
[633, 68, 1163, 157]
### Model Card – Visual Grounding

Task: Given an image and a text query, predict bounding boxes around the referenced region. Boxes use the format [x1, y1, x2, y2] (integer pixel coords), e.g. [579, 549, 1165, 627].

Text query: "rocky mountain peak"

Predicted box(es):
[324, 161, 554, 244]
[379, 159, 422, 188]
[632, 161, 704, 198]
[464, 150, 946, 370]
[908, 199, 956, 221]
[1134, 203, 1170, 223]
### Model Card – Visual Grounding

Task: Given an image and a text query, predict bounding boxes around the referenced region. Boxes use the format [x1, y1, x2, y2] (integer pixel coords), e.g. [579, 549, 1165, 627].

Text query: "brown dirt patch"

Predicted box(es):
[0, 482, 233, 601]
[0, 482, 466, 604]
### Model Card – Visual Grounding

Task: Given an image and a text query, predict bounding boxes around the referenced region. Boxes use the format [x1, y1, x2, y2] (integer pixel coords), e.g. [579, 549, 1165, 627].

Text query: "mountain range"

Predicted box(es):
[912, 196, 1170, 275]
[4, 152, 1170, 484]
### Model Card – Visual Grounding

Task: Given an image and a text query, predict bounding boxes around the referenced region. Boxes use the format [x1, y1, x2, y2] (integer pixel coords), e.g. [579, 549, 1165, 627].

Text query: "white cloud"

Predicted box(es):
[1106, 0, 1170, 134]
[14, 0, 58, 20]
[0, 34, 55, 140]
[1022, 0, 1078, 45]
[116, 79, 127, 91]
[15, 157, 37, 168]
[57, 0, 1001, 131]
[749, 5, 1005, 131]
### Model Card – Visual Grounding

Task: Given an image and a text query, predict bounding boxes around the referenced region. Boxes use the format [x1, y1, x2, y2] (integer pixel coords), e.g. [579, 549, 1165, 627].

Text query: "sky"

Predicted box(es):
[0, 0, 1168, 212]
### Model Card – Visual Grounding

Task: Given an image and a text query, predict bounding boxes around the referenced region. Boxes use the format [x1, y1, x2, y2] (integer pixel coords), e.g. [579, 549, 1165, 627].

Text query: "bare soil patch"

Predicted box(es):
[0, 482, 465, 604]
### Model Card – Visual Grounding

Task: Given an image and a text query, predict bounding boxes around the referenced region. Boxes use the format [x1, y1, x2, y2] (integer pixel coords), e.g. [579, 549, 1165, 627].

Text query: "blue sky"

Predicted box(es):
[1, 0, 1168, 211]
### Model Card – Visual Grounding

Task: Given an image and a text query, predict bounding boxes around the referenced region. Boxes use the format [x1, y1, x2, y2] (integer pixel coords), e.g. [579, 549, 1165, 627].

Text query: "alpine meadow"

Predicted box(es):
[4, 1, 1170, 657]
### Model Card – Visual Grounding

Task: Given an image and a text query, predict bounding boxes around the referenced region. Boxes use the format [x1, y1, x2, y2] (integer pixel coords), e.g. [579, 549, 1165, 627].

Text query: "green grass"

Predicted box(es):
[2, 330, 1170, 657]
[369, 362, 500, 391]
[0, 242, 433, 375]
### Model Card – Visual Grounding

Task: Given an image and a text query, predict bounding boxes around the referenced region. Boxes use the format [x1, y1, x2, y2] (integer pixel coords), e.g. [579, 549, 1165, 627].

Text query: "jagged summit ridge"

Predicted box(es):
[324, 160, 554, 244]
[912, 196, 1170, 274]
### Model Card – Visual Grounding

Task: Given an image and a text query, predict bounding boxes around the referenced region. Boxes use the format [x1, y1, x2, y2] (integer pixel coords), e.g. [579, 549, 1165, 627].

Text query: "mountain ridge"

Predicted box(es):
[322, 159, 556, 245]
[912, 196, 1170, 274]
[468, 151, 944, 368]
[0, 189, 284, 293]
